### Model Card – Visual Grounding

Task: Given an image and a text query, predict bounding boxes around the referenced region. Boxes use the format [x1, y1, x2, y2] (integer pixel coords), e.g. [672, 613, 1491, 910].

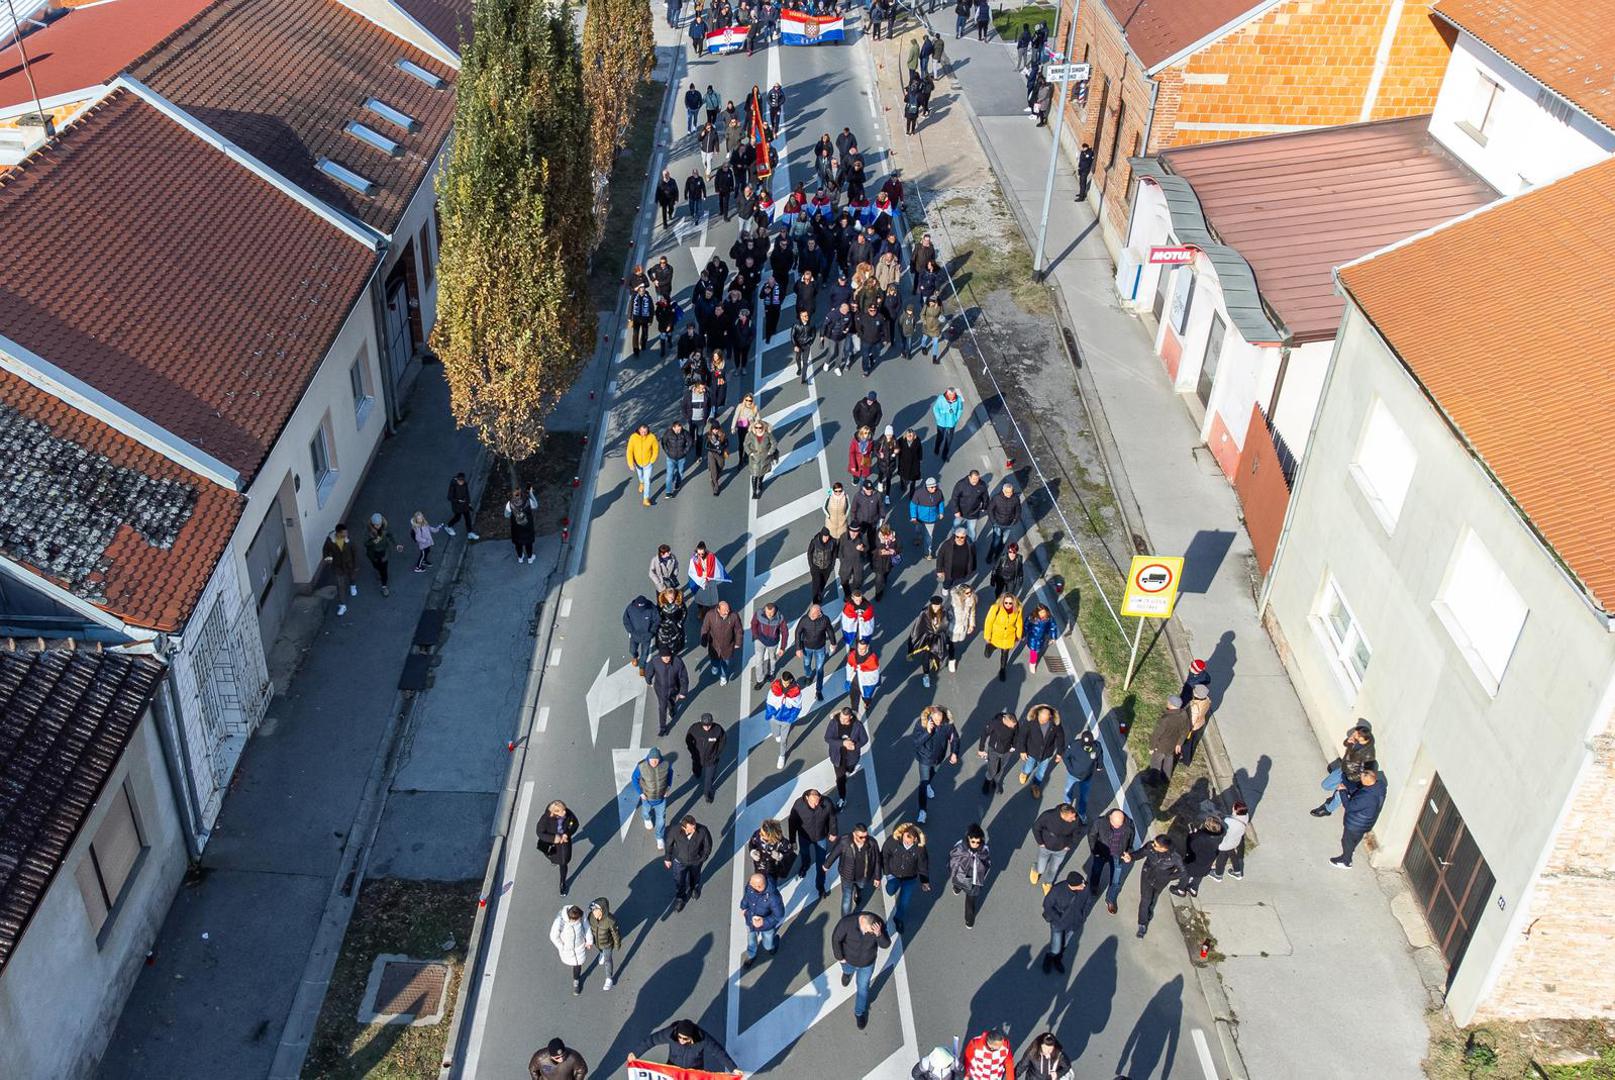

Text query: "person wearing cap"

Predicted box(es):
[849, 477, 884, 534]
[853, 388, 883, 433]
[930, 387, 965, 461]
[1182, 683, 1212, 765]
[948, 469, 990, 541]
[363, 514, 404, 598]
[1149, 695, 1193, 783]
[935, 526, 978, 589]
[912, 1044, 963, 1079]
[909, 476, 947, 555]
[529, 1036, 588, 1079]
[1180, 656, 1212, 702]
[1040, 869, 1090, 973]
[631, 1019, 737, 1073]
[832, 911, 891, 1029]
[685, 712, 727, 804]
[631, 747, 675, 849]
[1311, 720, 1377, 817]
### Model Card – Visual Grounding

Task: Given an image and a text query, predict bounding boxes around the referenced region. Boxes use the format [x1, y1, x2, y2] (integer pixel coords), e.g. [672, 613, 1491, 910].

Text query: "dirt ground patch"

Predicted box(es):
[475, 430, 588, 539]
[1424, 1014, 1615, 1079]
[303, 878, 478, 1080]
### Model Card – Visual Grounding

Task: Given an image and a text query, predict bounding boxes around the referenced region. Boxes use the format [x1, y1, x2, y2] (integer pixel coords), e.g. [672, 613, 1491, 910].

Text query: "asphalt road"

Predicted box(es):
[460, 17, 1226, 1079]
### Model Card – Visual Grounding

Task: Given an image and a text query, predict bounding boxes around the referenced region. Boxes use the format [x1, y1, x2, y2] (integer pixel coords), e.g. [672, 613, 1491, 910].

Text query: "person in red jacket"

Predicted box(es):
[961, 1029, 1014, 1079]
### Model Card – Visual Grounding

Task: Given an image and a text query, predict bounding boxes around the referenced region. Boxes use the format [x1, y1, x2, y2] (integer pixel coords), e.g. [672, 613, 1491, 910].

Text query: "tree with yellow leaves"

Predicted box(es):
[582, 0, 656, 235]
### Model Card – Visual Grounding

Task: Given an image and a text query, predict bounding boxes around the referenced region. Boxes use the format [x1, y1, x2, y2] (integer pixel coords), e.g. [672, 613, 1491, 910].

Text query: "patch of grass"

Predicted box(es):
[993, 4, 1057, 41]
[476, 430, 588, 538]
[951, 231, 1053, 315]
[1424, 1015, 1615, 1080]
[588, 79, 665, 300]
[303, 878, 479, 1080]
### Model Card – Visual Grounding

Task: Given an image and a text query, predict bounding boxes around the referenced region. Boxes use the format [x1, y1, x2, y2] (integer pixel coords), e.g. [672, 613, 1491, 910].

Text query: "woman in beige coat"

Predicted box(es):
[824, 481, 850, 539]
[947, 582, 977, 673]
[874, 250, 903, 292]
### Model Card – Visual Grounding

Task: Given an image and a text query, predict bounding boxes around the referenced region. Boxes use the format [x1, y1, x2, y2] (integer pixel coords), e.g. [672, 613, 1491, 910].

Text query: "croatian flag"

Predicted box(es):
[705, 24, 747, 53]
[780, 9, 844, 44]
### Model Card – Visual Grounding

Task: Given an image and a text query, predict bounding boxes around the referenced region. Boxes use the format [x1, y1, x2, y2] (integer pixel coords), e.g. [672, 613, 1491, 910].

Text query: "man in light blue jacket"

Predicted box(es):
[931, 387, 964, 461]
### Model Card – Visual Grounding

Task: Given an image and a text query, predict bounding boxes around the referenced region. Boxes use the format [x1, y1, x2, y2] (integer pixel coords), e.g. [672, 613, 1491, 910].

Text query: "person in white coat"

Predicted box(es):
[549, 905, 592, 995]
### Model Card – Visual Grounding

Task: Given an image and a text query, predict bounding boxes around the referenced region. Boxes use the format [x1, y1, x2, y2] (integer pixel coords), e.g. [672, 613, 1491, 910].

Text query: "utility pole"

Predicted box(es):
[1032, 0, 1081, 282]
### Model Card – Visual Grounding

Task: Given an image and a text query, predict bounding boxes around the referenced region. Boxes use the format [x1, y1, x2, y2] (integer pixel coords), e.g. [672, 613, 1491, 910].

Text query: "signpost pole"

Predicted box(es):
[1032, 0, 1080, 282]
[1122, 615, 1146, 690]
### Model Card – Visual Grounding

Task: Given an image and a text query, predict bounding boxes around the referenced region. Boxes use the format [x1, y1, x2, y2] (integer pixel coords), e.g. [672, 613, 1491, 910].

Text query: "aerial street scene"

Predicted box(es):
[0, 0, 1612, 1076]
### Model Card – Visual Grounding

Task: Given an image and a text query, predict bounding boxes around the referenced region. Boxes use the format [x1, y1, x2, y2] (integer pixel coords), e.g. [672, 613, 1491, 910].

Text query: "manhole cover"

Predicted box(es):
[1042, 653, 1069, 674]
[358, 954, 450, 1026]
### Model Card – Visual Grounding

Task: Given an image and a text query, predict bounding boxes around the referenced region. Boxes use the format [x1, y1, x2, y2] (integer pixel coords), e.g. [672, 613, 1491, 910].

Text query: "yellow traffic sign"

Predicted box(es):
[1121, 555, 1183, 619]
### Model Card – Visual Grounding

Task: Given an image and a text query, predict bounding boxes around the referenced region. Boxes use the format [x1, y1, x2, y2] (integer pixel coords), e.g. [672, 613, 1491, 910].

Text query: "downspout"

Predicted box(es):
[151, 664, 205, 861]
[366, 257, 399, 435]
[1267, 343, 1292, 417]
[1106, 73, 1161, 233]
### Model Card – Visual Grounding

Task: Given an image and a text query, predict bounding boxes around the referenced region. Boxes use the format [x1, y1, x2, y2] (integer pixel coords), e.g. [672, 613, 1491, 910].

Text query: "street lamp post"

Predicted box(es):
[1031, 0, 1081, 282]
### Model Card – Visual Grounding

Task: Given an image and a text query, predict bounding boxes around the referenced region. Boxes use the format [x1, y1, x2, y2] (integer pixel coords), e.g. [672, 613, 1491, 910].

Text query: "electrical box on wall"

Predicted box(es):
[1114, 250, 1144, 309]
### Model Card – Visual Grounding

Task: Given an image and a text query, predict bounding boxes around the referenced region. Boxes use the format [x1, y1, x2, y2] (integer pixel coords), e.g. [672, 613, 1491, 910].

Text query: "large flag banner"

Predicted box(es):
[748, 86, 772, 180]
[780, 9, 844, 44]
[704, 24, 747, 53]
[625, 1058, 742, 1080]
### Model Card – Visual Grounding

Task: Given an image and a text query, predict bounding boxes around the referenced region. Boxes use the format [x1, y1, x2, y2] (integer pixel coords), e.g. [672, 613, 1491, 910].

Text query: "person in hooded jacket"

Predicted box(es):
[623, 594, 660, 672]
[632, 748, 675, 849]
[912, 1045, 963, 1080]
[1040, 871, 1089, 973]
[1017, 1033, 1072, 1079]
[947, 823, 991, 928]
[1024, 601, 1058, 673]
[529, 1037, 588, 1080]
[535, 799, 581, 895]
[977, 709, 1019, 795]
[1060, 727, 1101, 823]
[549, 905, 591, 994]
[1014, 703, 1065, 797]
[586, 898, 621, 989]
[880, 822, 930, 933]
[631, 1020, 737, 1074]
[906, 597, 951, 689]
[911, 704, 959, 824]
[685, 712, 727, 803]
[647, 645, 689, 738]
[824, 706, 870, 808]
[665, 814, 713, 912]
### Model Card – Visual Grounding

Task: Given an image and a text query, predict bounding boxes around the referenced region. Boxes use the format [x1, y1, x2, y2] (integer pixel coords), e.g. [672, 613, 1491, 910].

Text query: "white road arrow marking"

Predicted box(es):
[610, 689, 651, 840]
[753, 490, 826, 536]
[748, 551, 810, 603]
[586, 658, 646, 746]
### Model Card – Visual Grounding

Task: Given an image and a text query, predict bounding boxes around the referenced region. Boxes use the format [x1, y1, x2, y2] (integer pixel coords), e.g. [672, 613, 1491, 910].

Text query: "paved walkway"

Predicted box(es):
[923, 24, 1434, 1080]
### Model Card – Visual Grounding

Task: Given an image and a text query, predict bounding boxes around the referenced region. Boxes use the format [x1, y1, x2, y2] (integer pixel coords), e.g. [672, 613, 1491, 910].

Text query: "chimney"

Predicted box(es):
[0, 112, 55, 166]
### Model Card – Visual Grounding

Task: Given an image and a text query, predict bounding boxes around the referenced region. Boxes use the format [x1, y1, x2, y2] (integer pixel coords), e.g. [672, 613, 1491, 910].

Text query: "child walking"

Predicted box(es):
[409, 511, 440, 572]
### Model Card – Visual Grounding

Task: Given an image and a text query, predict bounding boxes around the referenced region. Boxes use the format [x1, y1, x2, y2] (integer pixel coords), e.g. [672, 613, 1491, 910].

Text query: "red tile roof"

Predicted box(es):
[1103, 0, 1269, 69]
[1161, 116, 1496, 343]
[0, 0, 212, 114]
[392, 0, 473, 53]
[0, 368, 243, 632]
[0, 89, 377, 483]
[1339, 157, 1615, 613]
[1434, 0, 1615, 131]
[127, 0, 458, 234]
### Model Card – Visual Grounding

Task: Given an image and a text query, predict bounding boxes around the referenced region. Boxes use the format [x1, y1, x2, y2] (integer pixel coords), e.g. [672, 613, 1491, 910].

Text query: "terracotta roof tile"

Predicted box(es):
[1434, 0, 1615, 131]
[1161, 117, 1497, 342]
[1103, 0, 1269, 69]
[126, 0, 458, 234]
[0, 368, 243, 632]
[1338, 157, 1615, 612]
[0, 649, 165, 975]
[0, 90, 377, 482]
[392, 0, 473, 53]
[0, 0, 213, 114]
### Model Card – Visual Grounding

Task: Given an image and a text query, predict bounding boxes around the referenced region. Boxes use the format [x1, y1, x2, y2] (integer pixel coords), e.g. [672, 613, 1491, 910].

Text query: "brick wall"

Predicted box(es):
[1478, 715, 1615, 1020]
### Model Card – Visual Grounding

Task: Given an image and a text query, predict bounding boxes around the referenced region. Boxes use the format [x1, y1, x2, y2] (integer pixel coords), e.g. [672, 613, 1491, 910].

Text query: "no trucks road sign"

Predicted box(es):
[1121, 555, 1184, 619]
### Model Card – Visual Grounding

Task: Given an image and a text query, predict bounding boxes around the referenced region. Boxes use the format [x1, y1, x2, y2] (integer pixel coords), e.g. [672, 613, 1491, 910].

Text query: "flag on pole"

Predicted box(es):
[780, 8, 844, 44]
[704, 24, 747, 52]
[748, 85, 772, 181]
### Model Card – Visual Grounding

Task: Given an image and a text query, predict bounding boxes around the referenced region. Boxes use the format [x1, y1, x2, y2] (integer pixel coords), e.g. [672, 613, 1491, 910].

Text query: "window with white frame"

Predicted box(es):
[1459, 71, 1502, 144]
[73, 783, 146, 939]
[1314, 574, 1372, 694]
[349, 350, 374, 429]
[1349, 399, 1417, 532]
[310, 419, 338, 506]
[1432, 530, 1528, 693]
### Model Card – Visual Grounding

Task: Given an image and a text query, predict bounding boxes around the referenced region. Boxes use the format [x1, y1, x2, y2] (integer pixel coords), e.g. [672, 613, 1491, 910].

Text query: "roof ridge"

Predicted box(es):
[0, 86, 124, 191]
[115, 0, 232, 80]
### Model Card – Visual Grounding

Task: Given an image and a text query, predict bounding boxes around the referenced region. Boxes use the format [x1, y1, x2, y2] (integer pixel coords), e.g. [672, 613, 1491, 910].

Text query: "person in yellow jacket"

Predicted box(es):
[627, 423, 662, 507]
[981, 594, 1024, 683]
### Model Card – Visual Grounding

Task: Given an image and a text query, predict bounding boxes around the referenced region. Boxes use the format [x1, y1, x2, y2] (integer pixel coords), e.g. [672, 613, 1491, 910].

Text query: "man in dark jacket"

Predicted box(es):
[623, 595, 659, 671]
[1040, 871, 1089, 973]
[684, 712, 726, 803]
[1061, 728, 1101, 823]
[647, 648, 689, 736]
[654, 169, 679, 226]
[445, 472, 478, 538]
[789, 789, 839, 896]
[1149, 696, 1193, 782]
[984, 481, 1020, 564]
[805, 528, 840, 607]
[794, 600, 835, 694]
[529, 1037, 588, 1080]
[322, 524, 359, 616]
[853, 389, 882, 433]
[1085, 808, 1134, 915]
[849, 479, 883, 534]
[820, 302, 855, 373]
[856, 301, 887, 375]
[661, 421, 693, 497]
[912, 707, 959, 824]
[934, 525, 977, 588]
[824, 822, 881, 916]
[664, 814, 713, 911]
[1133, 834, 1186, 938]
[1173, 816, 1225, 897]
[1332, 763, 1386, 869]
[831, 912, 890, 1029]
[1030, 803, 1083, 891]
[790, 309, 817, 382]
[632, 1019, 737, 1073]
[1015, 704, 1067, 798]
[948, 470, 990, 542]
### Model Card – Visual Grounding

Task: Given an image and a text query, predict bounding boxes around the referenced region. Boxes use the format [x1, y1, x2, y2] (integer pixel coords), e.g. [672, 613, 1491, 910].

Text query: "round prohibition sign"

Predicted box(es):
[1133, 562, 1176, 594]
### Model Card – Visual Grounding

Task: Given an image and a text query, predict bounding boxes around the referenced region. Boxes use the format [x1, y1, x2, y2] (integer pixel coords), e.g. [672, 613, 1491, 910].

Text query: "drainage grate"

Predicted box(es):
[1042, 653, 1069, 675]
[358, 955, 450, 1026]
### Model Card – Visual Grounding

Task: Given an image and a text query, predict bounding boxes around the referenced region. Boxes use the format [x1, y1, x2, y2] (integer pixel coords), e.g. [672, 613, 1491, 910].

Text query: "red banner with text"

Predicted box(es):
[624, 1058, 742, 1080]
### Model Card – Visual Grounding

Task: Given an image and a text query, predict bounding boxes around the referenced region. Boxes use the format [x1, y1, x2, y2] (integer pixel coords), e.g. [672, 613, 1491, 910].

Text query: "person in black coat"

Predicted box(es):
[1018, 1033, 1073, 1079]
[535, 799, 580, 895]
[647, 647, 690, 737]
[853, 389, 883, 434]
[1172, 816, 1225, 897]
[823, 706, 869, 808]
[631, 1020, 737, 1073]
[831, 912, 891, 1029]
[1040, 871, 1089, 973]
[1014, 704, 1066, 798]
[984, 481, 1021, 564]
[879, 823, 930, 934]
[664, 814, 713, 911]
[935, 526, 977, 589]
[684, 712, 727, 803]
[623, 594, 660, 671]
[989, 544, 1027, 598]
[714, 163, 737, 220]
[1085, 807, 1135, 915]
[976, 709, 1019, 795]
[788, 789, 840, 897]
[895, 430, 925, 503]
[823, 819, 880, 916]
[1133, 834, 1186, 938]
[654, 170, 680, 226]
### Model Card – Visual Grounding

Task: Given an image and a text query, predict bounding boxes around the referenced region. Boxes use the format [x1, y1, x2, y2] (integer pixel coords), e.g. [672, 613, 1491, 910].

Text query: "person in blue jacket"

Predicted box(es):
[909, 476, 946, 555]
[740, 872, 785, 965]
[931, 387, 964, 460]
[1332, 762, 1387, 869]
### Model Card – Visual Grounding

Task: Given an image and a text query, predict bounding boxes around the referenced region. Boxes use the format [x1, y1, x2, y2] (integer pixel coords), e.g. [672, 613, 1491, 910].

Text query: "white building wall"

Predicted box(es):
[1265, 302, 1615, 1022]
[0, 716, 186, 1080]
[1429, 31, 1615, 195]
[1268, 338, 1333, 455]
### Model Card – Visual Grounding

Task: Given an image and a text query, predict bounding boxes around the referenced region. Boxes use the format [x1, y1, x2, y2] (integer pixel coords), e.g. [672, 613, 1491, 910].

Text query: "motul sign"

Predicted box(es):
[1149, 245, 1195, 265]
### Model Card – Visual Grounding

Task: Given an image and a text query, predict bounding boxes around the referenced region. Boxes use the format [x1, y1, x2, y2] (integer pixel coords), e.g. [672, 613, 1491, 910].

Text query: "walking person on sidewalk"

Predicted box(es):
[1060, 727, 1100, 823]
[1173, 815, 1226, 898]
[982, 594, 1026, 682]
[665, 814, 713, 912]
[685, 712, 726, 803]
[1310, 720, 1376, 816]
[910, 476, 946, 555]
[1133, 834, 1185, 938]
[662, 420, 694, 498]
[506, 485, 538, 564]
[444, 471, 479, 538]
[977, 708, 1019, 796]
[896, 428, 925, 503]
[1015, 703, 1064, 796]
[740, 872, 785, 967]
[1025, 601, 1058, 673]
[700, 599, 743, 686]
[1030, 802, 1083, 894]
[1014, 23, 1031, 69]
[1332, 763, 1387, 869]
[632, 748, 674, 850]
[1040, 871, 1089, 973]
[529, 1037, 588, 1079]
[750, 600, 790, 690]
[795, 601, 835, 695]
[931, 387, 964, 461]
[650, 543, 681, 596]
[1213, 801, 1250, 881]
[627, 423, 661, 507]
[824, 820, 880, 916]
[623, 594, 660, 672]
[548, 905, 591, 995]
[648, 647, 689, 737]
[702, 421, 729, 496]
[1075, 142, 1095, 201]
[535, 799, 581, 895]
[912, 704, 959, 824]
[825, 707, 870, 810]
[744, 418, 777, 500]
[1149, 696, 1193, 784]
[947, 823, 991, 928]
[585, 898, 621, 990]
[961, 1031, 1014, 1079]
[906, 595, 951, 689]
[1085, 807, 1135, 916]
[408, 511, 440, 574]
[989, 543, 1027, 600]
[655, 169, 679, 226]
[790, 789, 839, 898]
[631, 1020, 737, 1075]
[362, 514, 403, 599]
[765, 670, 804, 768]
[871, 522, 902, 602]
[832, 912, 891, 1029]
[935, 526, 977, 590]
[984, 482, 1021, 564]
[880, 822, 930, 934]
[322, 523, 359, 615]
[949, 469, 989, 541]
[946, 582, 977, 673]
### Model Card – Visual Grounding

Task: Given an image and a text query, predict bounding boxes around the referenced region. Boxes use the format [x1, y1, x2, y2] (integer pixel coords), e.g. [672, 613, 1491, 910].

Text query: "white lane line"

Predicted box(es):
[749, 551, 811, 602]
[1193, 1027, 1219, 1080]
[762, 395, 818, 432]
[859, 742, 921, 1063]
[535, 706, 550, 733]
[560, 597, 573, 618]
[770, 432, 826, 479]
[979, 453, 993, 472]
[548, 647, 562, 667]
[459, 779, 534, 1079]
[754, 490, 825, 537]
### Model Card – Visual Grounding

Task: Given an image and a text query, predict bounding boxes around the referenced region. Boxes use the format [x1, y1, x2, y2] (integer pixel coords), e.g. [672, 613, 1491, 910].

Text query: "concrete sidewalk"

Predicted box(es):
[931, 25, 1438, 1080]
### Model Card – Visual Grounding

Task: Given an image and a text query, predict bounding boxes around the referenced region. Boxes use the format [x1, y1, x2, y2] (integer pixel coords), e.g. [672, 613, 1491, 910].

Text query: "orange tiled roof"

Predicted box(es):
[1338, 157, 1615, 613]
[1434, 0, 1615, 131]
[0, 368, 244, 632]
